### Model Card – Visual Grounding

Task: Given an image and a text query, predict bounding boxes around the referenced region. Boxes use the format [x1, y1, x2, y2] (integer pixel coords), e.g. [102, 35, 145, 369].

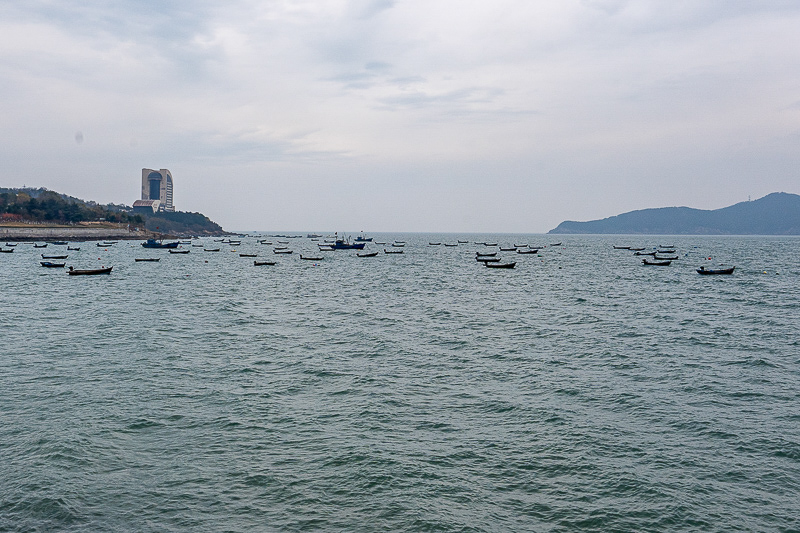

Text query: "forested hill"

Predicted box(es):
[1, 187, 142, 224]
[549, 192, 800, 235]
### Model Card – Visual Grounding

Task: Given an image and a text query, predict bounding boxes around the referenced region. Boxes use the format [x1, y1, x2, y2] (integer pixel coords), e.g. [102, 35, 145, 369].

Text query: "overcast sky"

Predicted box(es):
[1, 0, 798, 232]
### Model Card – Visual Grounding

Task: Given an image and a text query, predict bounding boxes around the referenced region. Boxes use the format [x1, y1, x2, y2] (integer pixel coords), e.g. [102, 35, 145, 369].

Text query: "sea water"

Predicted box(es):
[1, 235, 798, 532]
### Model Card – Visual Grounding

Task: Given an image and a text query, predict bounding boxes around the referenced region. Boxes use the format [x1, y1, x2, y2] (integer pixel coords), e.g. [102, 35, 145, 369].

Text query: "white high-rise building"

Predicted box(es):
[140, 168, 174, 212]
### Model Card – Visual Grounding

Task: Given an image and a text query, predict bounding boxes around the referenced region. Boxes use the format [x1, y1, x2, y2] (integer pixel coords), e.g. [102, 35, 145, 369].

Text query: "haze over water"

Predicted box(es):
[1, 234, 798, 532]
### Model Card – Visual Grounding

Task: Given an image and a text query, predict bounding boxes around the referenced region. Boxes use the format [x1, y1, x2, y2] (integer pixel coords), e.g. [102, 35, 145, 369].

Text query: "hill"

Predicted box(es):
[548, 192, 800, 235]
[1, 187, 226, 237]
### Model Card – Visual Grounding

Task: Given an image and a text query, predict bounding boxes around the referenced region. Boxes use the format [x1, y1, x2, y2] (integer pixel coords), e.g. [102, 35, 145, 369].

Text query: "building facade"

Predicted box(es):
[140, 168, 174, 212]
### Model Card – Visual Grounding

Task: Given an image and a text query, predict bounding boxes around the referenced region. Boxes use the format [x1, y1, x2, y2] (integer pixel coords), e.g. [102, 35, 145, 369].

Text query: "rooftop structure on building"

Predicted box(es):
[141, 168, 174, 212]
[132, 199, 161, 214]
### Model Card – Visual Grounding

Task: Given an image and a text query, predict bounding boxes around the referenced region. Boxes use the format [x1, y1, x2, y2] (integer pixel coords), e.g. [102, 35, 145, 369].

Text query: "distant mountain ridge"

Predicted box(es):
[549, 192, 800, 235]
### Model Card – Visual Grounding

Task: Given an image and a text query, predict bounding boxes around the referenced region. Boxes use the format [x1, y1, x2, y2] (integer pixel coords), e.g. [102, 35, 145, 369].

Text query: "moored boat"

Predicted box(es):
[476, 257, 501, 262]
[135, 258, 160, 262]
[485, 261, 516, 268]
[357, 251, 379, 257]
[40, 261, 65, 267]
[697, 266, 735, 275]
[299, 255, 323, 260]
[240, 253, 258, 257]
[384, 249, 403, 254]
[0, 248, 14, 253]
[642, 259, 671, 266]
[169, 249, 190, 254]
[42, 254, 68, 259]
[142, 239, 180, 249]
[254, 260, 276, 266]
[68, 266, 113, 275]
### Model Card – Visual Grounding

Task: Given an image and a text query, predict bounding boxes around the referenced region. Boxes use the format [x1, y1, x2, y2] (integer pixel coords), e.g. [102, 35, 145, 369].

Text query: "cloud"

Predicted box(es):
[1, 0, 799, 231]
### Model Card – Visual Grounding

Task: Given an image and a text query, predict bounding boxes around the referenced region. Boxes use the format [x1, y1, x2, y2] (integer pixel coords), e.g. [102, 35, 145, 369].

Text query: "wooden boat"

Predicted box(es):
[0, 248, 14, 253]
[444, 243, 458, 247]
[274, 246, 288, 249]
[654, 255, 678, 261]
[67, 246, 80, 251]
[299, 255, 323, 260]
[254, 260, 276, 266]
[42, 254, 68, 259]
[4, 243, 17, 247]
[384, 249, 404, 254]
[40, 261, 65, 267]
[642, 259, 671, 266]
[634, 251, 656, 256]
[239, 253, 258, 257]
[169, 249, 190, 254]
[514, 244, 527, 248]
[484, 242, 498, 246]
[49, 241, 68, 245]
[277, 240, 289, 244]
[318, 246, 335, 251]
[550, 242, 562, 246]
[273, 249, 293, 254]
[357, 251, 379, 257]
[374, 242, 387, 245]
[204, 248, 220, 252]
[500, 247, 516, 251]
[697, 266, 735, 275]
[192, 244, 204, 247]
[429, 242, 441, 245]
[485, 261, 516, 269]
[458, 240, 468, 243]
[629, 247, 645, 251]
[135, 258, 160, 262]
[476, 252, 497, 257]
[34, 244, 47, 248]
[516, 249, 538, 254]
[613, 246, 631, 249]
[476, 257, 501, 262]
[391, 243, 405, 247]
[68, 266, 112, 275]
[658, 249, 676, 254]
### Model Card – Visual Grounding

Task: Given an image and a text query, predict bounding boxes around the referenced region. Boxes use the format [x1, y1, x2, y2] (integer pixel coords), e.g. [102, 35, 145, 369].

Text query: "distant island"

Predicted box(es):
[549, 192, 800, 235]
[1, 187, 226, 239]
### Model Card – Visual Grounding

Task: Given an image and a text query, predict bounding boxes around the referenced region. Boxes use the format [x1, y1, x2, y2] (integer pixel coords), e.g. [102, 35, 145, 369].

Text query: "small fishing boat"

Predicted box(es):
[484, 242, 498, 246]
[516, 249, 538, 254]
[273, 249, 293, 254]
[135, 258, 160, 262]
[444, 243, 458, 247]
[192, 244, 204, 247]
[476, 256, 501, 262]
[4, 243, 17, 247]
[254, 260, 276, 266]
[384, 249, 404, 254]
[476, 252, 497, 257]
[429, 242, 441, 245]
[634, 251, 656, 256]
[458, 240, 468, 244]
[0, 248, 14, 253]
[357, 251, 379, 257]
[34, 244, 48, 248]
[40, 261, 65, 268]
[391, 243, 405, 248]
[354, 234, 373, 242]
[49, 241, 68, 246]
[374, 242, 387, 245]
[697, 266, 735, 275]
[169, 249, 190, 254]
[277, 240, 289, 244]
[658, 249, 676, 254]
[485, 261, 516, 269]
[613, 246, 631, 250]
[68, 266, 113, 275]
[142, 239, 179, 249]
[299, 255, 323, 260]
[629, 247, 645, 251]
[240, 253, 258, 257]
[67, 246, 80, 251]
[500, 247, 516, 251]
[654, 255, 678, 261]
[642, 259, 671, 266]
[204, 248, 220, 252]
[514, 244, 527, 248]
[550, 242, 562, 246]
[42, 254, 68, 259]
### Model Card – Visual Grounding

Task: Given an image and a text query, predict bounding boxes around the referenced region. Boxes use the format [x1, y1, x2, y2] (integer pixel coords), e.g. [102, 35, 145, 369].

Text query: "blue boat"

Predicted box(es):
[141, 239, 180, 249]
[320, 236, 366, 250]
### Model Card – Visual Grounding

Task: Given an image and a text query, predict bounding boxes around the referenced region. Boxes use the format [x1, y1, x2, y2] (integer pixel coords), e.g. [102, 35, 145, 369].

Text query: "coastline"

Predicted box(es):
[1, 224, 159, 241]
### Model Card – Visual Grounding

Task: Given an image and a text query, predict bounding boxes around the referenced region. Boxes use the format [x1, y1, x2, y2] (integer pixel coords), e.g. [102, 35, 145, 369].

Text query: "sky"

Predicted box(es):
[1, 0, 799, 232]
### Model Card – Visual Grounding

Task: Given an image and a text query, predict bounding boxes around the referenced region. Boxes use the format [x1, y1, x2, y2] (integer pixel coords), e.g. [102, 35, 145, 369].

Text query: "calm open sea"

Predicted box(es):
[1, 234, 798, 532]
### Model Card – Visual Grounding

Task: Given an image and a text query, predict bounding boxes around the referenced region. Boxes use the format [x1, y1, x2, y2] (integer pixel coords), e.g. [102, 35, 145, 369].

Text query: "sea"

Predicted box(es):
[1, 234, 798, 532]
